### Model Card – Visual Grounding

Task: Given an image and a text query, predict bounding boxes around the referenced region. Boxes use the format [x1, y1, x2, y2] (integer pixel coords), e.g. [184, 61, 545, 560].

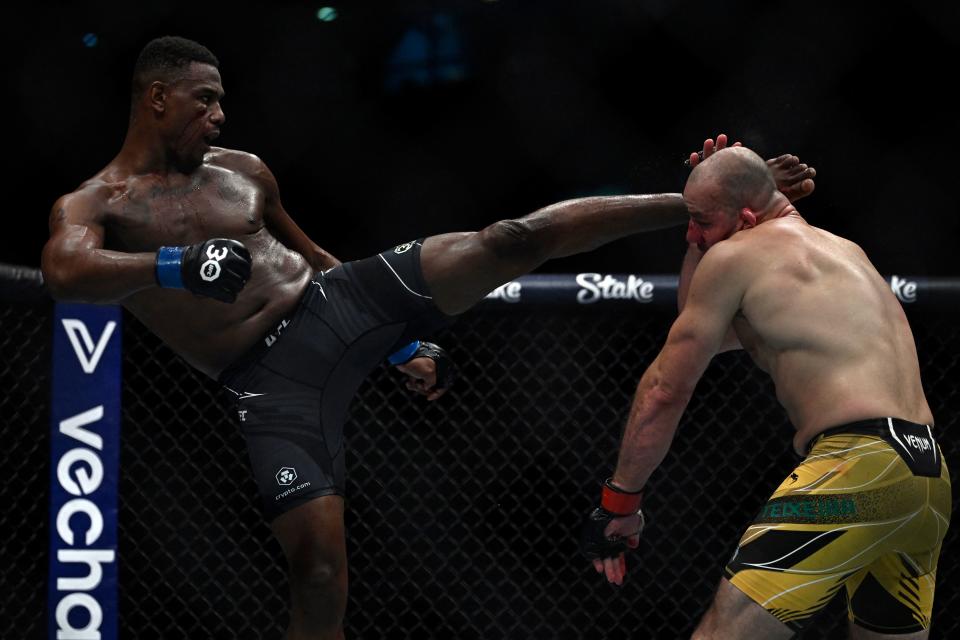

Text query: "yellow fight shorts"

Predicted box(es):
[725, 417, 951, 634]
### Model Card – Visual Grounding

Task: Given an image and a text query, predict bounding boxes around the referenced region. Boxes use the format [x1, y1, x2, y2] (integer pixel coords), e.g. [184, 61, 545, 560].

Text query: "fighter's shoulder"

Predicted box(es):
[809, 223, 866, 255]
[726, 218, 802, 259]
[689, 242, 750, 292]
[51, 178, 121, 222]
[702, 234, 751, 269]
[206, 147, 271, 177]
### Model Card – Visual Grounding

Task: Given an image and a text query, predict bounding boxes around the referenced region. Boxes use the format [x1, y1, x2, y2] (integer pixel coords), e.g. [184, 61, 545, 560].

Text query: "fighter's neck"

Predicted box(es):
[755, 194, 801, 225]
[115, 123, 196, 177]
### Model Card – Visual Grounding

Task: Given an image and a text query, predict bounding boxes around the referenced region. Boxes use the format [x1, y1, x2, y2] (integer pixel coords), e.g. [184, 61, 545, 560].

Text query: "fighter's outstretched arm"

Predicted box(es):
[614, 243, 744, 490]
[582, 241, 746, 585]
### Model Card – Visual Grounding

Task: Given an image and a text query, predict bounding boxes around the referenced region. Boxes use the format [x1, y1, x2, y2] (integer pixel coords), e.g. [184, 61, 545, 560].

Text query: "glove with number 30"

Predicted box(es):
[156, 238, 252, 303]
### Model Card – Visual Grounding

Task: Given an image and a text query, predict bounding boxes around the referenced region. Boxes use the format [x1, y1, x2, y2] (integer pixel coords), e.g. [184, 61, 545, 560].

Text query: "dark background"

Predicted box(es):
[5, 1, 959, 275]
[3, 3, 960, 638]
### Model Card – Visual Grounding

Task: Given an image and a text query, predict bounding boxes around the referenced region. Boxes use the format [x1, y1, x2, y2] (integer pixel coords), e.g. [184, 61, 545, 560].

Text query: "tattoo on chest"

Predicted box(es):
[148, 175, 204, 199]
[120, 195, 153, 223]
[113, 170, 260, 234]
[126, 175, 208, 223]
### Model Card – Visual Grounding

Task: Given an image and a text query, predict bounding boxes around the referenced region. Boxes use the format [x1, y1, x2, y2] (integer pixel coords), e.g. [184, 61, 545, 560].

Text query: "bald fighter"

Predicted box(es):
[581, 143, 949, 638]
[42, 36, 814, 639]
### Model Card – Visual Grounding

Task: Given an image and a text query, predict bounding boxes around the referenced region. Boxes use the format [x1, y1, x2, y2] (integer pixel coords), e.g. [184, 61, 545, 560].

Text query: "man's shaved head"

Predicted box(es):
[688, 147, 776, 214]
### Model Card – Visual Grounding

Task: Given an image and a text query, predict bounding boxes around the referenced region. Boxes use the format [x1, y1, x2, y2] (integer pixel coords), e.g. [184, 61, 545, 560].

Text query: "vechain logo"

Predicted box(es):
[51, 310, 121, 640]
[576, 273, 654, 304]
[62, 319, 116, 374]
[54, 406, 116, 639]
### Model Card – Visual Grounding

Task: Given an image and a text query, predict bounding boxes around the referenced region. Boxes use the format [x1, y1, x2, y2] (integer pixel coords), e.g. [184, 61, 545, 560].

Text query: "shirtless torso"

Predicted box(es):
[43, 147, 336, 377]
[724, 215, 933, 453]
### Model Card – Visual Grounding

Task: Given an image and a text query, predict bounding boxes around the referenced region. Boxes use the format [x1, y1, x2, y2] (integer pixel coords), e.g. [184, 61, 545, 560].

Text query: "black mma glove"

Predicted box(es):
[581, 478, 646, 559]
[387, 340, 457, 391]
[155, 238, 252, 303]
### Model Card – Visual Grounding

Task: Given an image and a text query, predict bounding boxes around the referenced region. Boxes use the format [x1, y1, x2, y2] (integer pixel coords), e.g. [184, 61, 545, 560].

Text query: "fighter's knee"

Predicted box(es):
[480, 218, 546, 261]
[291, 554, 344, 592]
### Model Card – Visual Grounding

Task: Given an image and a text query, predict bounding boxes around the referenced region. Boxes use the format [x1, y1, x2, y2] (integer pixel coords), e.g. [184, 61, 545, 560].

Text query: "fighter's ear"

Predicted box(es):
[739, 208, 758, 229]
[147, 81, 168, 114]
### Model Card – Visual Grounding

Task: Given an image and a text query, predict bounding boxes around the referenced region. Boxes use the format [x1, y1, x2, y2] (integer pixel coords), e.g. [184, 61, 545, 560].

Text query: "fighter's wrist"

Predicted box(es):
[601, 478, 644, 516]
[387, 340, 421, 365]
[155, 246, 186, 289]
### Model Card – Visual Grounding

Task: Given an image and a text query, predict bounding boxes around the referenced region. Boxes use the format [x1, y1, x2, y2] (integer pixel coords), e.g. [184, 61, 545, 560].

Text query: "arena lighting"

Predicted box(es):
[317, 6, 338, 22]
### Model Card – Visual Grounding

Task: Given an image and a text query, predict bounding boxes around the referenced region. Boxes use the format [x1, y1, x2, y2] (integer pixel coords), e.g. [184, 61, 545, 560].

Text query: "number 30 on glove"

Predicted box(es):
[580, 479, 646, 560]
[155, 238, 252, 303]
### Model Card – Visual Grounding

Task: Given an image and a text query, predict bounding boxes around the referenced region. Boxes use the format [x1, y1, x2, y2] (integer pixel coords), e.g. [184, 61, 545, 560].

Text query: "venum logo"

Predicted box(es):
[904, 434, 931, 451]
[576, 273, 654, 304]
[394, 242, 414, 254]
[890, 275, 917, 303]
[276, 467, 297, 486]
[485, 281, 522, 303]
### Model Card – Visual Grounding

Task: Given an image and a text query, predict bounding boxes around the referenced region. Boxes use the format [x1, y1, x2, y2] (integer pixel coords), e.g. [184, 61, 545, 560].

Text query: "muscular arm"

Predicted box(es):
[677, 242, 701, 312]
[248, 157, 340, 272]
[678, 243, 741, 352]
[612, 244, 745, 491]
[41, 192, 158, 303]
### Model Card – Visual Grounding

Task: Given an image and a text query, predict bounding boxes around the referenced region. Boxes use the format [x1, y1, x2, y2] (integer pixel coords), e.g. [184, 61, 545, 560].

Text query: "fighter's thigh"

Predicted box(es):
[691, 578, 793, 640]
[421, 221, 548, 315]
[845, 552, 939, 636]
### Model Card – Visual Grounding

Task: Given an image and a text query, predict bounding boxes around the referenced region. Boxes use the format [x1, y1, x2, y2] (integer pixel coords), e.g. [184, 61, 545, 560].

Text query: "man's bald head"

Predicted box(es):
[687, 147, 776, 215]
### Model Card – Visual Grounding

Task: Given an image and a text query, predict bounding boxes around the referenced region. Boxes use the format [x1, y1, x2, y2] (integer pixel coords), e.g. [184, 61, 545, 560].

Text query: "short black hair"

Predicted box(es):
[131, 36, 219, 97]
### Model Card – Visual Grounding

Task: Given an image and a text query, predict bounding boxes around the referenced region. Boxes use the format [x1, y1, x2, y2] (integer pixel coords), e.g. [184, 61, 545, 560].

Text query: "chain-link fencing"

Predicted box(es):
[0, 301, 52, 639]
[2, 291, 957, 639]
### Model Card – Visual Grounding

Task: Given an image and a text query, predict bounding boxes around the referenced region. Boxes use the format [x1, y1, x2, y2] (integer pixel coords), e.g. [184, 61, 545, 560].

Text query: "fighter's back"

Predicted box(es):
[728, 215, 933, 450]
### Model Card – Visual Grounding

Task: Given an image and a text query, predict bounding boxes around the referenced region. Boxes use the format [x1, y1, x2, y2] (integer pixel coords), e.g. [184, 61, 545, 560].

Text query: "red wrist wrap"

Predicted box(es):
[600, 479, 643, 516]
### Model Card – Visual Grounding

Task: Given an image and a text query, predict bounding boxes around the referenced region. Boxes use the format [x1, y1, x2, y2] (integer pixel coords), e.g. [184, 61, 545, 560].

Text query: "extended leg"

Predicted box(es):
[271, 495, 348, 640]
[420, 194, 686, 314]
